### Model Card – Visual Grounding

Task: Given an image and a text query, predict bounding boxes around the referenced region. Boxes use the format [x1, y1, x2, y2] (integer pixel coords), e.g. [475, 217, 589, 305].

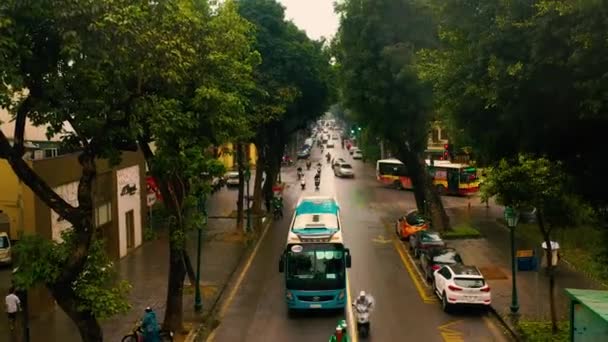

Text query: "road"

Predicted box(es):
[208, 144, 510, 342]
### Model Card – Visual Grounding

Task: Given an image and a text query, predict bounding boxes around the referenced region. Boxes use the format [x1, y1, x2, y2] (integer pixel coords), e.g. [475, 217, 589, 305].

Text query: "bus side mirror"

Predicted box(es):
[345, 249, 352, 268]
[279, 254, 285, 273]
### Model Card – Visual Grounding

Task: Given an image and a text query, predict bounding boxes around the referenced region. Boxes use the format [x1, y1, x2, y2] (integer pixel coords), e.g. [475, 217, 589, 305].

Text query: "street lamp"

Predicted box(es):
[194, 193, 207, 312]
[245, 168, 251, 232]
[504, 206, 520, 314]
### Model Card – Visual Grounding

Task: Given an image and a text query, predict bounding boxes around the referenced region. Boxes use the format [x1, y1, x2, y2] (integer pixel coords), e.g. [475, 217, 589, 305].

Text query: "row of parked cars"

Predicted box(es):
[395, 211, 491, 313]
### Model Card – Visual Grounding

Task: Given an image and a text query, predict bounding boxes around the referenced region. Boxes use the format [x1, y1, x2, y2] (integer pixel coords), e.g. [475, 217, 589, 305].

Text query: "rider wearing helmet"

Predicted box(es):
[355, 291, 375, 310]
[142, 307, 160, 342]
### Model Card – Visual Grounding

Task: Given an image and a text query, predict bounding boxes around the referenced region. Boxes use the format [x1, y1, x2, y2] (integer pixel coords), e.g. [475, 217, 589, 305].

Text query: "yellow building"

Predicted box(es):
[217, 142, 258, 170]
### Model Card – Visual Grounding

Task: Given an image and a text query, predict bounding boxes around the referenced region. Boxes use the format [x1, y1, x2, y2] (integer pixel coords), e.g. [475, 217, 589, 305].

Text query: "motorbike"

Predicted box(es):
[297, 168, 303, 180]
[300, 179, 306, 190]
[353, 301, 372, 338]
[326, 154, 331, 163]
[314, 178, 320, 190]
[306, 161, 312, 170]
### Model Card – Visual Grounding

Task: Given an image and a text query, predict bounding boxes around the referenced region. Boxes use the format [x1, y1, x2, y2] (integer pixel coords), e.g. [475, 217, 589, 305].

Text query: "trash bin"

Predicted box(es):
[516, 249, 538, 271]
[541, 241, 560, 267]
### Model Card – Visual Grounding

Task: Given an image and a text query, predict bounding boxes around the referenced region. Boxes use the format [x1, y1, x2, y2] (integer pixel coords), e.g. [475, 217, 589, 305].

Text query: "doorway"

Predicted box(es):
[126, 210, 135, 250]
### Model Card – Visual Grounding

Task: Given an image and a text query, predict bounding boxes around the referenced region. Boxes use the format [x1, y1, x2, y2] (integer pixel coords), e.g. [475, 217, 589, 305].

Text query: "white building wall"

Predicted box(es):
[50, 181, 79, 242]
[116, 165, 142, 258]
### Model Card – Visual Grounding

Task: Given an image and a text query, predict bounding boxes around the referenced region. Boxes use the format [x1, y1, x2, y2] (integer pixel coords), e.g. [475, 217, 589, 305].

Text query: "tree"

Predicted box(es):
[334, 0, 450, 230]
[481, 155, 594, 334]
[418, 0, 608, 209]
[0, 1, 141, 340]
[1, 0, 259, 337]
[236, 0, 331, 214]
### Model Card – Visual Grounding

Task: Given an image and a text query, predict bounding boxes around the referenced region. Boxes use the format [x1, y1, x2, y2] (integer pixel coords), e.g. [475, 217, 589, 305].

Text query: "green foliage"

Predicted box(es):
[518, 320, 569, 342]
[12, 231, 131, 319]
[481, 154, 593, 228]
[418, 0, 608, 206]
[334, 0, 436, 152]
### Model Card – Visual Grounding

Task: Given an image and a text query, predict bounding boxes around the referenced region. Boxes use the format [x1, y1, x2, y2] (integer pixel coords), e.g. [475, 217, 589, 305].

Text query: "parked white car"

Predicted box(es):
[334, 163, 354, 177]
[352, 149, 363, 159]
[224, 171, 240, 187]
[432, 264, 491, 312]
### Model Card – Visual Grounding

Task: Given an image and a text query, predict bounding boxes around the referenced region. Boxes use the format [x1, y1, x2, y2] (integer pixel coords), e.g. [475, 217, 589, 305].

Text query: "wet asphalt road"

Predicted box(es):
[209, 143, 510, 342]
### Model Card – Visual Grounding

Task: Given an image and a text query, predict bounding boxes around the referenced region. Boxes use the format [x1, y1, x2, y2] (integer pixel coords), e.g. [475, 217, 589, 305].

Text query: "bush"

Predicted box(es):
[518, 320, 569, 342]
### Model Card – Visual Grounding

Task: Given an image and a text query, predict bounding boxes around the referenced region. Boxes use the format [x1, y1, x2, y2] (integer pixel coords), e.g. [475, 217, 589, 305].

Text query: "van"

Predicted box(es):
[0, 232, 12, 265]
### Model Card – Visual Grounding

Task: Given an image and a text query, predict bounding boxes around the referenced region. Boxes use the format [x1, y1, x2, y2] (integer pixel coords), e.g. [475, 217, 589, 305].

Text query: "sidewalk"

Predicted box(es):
[446, 203, 606, 338]
[16, 188, 252, 342]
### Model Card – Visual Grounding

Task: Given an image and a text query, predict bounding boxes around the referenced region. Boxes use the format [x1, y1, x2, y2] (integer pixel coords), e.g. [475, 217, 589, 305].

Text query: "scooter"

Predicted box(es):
[306, 161, 312, 170]
[353, 302, 372, 338]
[300, 179, 306, 190]
[315, 179, 320, 190]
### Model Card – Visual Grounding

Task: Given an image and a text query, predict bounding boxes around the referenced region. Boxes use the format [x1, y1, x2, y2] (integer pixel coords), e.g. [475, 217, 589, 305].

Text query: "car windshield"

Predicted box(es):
[421, 232, 442, 242]
[286, 248, 345, 290]
[454, 278, 485, 288]
[341, 164, 352, 169]
[433, 251, 461, 264]
[406, 212, 426, 226]
[0, 236, 9, 249]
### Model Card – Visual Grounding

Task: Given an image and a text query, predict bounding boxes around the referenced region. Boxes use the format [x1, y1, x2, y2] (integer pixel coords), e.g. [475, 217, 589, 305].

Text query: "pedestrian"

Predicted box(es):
[141, 307, 160, 342]
[5, 286, 21, 332]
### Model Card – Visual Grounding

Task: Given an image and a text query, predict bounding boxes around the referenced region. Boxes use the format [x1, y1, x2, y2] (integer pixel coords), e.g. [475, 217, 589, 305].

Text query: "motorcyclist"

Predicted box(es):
[306, 160, 312, 170]
[300, 177, 306, 189]
[272, 196, 283, 218]
[329, 321, 350, 342]
[354, 291, 375, 310]
[314, 173, 321, 189]
[326, 152, 331, 163]
[297, 166, 303, 179]
[141, 307, 160, 342]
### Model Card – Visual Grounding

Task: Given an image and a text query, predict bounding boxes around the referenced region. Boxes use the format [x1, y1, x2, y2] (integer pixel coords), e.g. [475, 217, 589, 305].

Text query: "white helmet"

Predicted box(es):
[359, 290, 366, 299]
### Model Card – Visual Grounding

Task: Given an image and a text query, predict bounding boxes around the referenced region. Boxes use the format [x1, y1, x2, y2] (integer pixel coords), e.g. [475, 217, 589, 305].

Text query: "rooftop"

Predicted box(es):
[565, 288, 608, 322]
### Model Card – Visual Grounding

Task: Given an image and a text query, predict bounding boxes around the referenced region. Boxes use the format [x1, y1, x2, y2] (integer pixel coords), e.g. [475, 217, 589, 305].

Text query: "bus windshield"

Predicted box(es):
[286, 246, 345, 290]
[377, 161, 407, 177]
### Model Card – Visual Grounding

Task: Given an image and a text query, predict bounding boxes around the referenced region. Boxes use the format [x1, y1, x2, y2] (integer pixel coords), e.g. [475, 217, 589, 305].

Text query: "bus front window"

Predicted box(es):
[286, 250, 345, 290]
[460, 168, 477, 184]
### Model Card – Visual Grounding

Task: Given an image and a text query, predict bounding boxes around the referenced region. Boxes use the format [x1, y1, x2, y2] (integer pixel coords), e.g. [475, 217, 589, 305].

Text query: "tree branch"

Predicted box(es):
[0, 129, 78, 222]
[13, 95, 33, 157]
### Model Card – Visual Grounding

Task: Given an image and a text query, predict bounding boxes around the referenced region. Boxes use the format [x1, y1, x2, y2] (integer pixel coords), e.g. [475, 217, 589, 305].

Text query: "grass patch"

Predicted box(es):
[443, 222, 482, 239]
[518, 320, 569, 342]
[511, 223, 608, 285]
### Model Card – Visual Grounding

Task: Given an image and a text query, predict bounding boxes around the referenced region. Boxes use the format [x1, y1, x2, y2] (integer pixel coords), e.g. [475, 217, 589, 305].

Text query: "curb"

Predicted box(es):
[186, 215, 274, 342]
[488, 306, 521, 341]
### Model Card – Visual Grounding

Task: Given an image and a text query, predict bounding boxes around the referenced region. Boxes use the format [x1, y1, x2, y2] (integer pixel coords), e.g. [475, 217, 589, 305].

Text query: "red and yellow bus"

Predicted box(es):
[375, 158, 480, 196]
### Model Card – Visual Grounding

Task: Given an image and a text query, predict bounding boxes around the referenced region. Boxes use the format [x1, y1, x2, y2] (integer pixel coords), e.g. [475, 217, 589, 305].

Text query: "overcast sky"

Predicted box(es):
[277, 0, 339, 40]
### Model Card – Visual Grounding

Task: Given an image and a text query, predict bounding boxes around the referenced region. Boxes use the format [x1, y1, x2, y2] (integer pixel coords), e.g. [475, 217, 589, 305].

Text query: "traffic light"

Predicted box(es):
[444, 144, 453, 160]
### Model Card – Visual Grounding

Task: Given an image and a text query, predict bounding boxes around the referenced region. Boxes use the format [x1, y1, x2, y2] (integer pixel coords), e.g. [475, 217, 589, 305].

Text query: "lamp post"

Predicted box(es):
[504, 206, 520, 314]
[194, 193, 207, 312]
[245, 168, 251, 232]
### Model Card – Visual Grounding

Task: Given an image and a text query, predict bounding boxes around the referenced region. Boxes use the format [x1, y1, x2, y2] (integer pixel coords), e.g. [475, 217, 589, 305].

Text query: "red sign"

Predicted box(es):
[146, 176, 163, 202]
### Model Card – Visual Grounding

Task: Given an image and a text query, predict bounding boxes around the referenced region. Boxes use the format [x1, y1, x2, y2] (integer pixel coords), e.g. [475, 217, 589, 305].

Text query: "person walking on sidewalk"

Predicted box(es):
[5, 286, 21, 332]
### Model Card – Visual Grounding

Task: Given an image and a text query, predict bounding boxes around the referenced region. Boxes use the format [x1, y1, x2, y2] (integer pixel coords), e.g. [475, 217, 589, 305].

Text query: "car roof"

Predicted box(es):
[446, 264, 482, 277]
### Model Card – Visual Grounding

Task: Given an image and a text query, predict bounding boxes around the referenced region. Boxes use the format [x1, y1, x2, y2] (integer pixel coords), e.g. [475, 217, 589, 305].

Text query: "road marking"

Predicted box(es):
[371, 234, 392, 244]
[438, 320, 464, 342]
[206, 217, 273, 342]
[392, 237, 437, 303]
[346, 274, 358, 342]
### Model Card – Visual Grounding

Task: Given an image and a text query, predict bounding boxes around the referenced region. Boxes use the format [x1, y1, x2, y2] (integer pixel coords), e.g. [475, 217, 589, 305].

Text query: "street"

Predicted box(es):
[208, 146, 510, 342]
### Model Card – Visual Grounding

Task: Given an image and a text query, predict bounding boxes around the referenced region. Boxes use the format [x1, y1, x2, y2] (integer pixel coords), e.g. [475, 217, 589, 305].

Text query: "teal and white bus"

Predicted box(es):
[279, 196, 352, 311]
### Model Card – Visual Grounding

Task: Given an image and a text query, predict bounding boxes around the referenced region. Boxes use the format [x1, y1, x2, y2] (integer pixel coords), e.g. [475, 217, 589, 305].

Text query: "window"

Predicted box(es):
[0, 236, 9, 249]
[44, 148, 58, 158]
[454, 278, 485, 288]
[432, 128, 440, 142]
[439, 267, 452, 279]
[95, 202, 112, 227]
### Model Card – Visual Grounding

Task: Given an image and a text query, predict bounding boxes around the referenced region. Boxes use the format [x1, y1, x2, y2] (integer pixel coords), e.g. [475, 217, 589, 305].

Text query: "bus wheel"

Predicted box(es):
[435, 184, 446, 195]
[393, 180, 402, 190]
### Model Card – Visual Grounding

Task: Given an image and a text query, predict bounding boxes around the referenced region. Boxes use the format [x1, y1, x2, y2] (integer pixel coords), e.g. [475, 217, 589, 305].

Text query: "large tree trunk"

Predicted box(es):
[140, 142, 187, 333]
[2, 128, 102, 341]
[537, 211, 558, 334]
[399, 148, 450, 231]
[236, 143, 245, 232]
[51, 283, 102, 341]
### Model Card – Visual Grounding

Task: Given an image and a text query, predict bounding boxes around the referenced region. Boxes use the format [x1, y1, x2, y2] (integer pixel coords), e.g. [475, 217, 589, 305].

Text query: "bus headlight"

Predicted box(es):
[286, 291, 293, 301]
[338, 290, 345, 300]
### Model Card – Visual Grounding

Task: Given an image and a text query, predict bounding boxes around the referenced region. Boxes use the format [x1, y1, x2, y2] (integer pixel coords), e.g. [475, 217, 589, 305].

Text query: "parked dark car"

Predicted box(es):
[409, 230, 446, 258]
[420, 247, 462, 282]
